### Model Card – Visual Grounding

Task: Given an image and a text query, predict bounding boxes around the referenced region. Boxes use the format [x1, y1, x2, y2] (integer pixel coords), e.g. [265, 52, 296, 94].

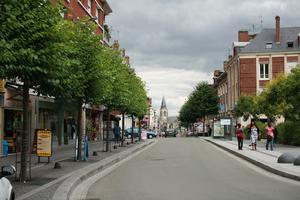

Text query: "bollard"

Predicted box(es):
[293, 155, 300, 166]
[54, 162, 62, 169]
[278, 153, 297, 163]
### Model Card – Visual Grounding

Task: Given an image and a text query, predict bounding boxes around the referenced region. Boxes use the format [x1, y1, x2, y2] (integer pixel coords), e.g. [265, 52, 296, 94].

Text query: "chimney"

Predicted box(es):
[223, 61, 228, 72]
[238, 30, 249, 42]
[213, 70, 221, 77]
[298, 33, 300, 47]
[275, 16, 280, 44]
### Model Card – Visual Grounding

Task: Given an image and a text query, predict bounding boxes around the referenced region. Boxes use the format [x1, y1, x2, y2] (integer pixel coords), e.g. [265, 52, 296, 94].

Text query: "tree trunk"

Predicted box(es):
[203, 117, 205, 135]
[131, 115, 134, 144]
[105, 108, 110, 152]
[138, 118, 142, 141]
[121, 112, 125, 147]
[77, 101, 82, 161]
[20, 81, 29, 182]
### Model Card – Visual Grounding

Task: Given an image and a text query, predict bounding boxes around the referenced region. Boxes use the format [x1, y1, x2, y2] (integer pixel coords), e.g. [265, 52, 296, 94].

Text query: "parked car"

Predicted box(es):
[0, 165, 16, 200]
[125, 128, 140, 139]
[147, 131, 157, 139]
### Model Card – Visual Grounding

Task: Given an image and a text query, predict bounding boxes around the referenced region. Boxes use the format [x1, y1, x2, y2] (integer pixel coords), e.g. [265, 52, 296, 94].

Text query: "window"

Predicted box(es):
[87, 0, 92, 13]
[95, 8, 99, 22]
[287, 41, 294, 48]
[265, 42, 272, 49]
[260, 63, 269, 79]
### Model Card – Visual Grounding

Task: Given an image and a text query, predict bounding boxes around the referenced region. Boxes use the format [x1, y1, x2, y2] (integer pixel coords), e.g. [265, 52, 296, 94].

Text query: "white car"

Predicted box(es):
[0, 165, 16, 200]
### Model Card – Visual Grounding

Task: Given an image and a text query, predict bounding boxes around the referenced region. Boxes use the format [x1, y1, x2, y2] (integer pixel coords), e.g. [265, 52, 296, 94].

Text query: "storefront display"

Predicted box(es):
[4, 110, 23, 153]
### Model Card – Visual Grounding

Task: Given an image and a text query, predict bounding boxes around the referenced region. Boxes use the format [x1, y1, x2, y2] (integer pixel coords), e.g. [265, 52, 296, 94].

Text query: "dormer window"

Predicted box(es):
[287, 41, 294, 48]
[266, 42, 272, 49]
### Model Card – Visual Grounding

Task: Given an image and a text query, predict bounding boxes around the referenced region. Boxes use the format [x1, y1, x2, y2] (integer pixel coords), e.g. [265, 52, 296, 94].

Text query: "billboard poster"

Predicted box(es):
[213, 120, 224, 137]
[37, 129, 52, 157]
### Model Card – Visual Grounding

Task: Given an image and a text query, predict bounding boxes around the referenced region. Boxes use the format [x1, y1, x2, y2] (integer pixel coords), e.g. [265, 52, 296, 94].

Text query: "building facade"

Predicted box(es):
[0, 0, 112, 155]
[215, 16, 300, 123]
[63, 0, 112, 44]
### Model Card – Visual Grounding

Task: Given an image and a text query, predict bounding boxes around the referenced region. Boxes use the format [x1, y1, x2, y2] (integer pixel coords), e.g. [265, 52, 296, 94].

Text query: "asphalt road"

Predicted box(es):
[86, 138, 300, 200]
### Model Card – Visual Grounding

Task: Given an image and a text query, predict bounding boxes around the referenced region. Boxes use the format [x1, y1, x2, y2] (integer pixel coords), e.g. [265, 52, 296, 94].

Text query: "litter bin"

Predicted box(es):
[3, 140, 8, 157]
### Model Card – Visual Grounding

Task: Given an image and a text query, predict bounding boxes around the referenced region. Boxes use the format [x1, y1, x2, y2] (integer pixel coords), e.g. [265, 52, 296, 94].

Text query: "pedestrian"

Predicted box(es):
[235, 123, 244, 150]
[265, 122, 274, 151]
[113, 123, 121, 145]
[249, 121, 259, 151]
[207, 125, 212, 137]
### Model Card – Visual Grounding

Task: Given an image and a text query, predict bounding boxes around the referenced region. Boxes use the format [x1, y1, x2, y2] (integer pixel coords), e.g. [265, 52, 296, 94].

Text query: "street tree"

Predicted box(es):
[179, 82, 219, 132]
[0, 0, 67, 182]
[234, 95, 259, 121]
[256, 74, 289, 121]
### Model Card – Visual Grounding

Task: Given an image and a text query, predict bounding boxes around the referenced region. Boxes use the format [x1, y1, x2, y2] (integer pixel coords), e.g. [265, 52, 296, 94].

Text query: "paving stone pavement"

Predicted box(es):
[204, 137, 300, 181]
[0, 138, 143, 200]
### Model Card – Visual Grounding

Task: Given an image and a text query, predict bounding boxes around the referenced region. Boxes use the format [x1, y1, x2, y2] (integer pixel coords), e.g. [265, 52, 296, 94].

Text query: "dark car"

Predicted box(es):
[165, 130, 176, 137]
[147, 131, 158, 139]
[125, 128, 140, 139]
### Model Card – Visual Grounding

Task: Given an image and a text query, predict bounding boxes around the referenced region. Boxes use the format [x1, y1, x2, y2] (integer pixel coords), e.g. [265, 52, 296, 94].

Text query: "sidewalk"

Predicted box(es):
[204, 137, 300, 181]
[0, 138, 150, 200]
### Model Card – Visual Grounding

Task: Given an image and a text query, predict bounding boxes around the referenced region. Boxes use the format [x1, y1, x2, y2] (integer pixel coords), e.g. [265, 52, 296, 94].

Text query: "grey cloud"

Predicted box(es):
[107, 0, 300, 115]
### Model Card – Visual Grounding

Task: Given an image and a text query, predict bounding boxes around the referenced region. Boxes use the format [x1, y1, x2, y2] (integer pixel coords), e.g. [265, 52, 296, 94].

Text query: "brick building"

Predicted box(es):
[63, 0, 112, 44]
[214, 16, 300, 119]
[0, 0, 112, 155]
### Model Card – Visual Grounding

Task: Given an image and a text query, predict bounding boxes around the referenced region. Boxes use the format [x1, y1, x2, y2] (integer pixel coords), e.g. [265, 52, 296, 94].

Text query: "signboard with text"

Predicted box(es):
[213, 120, 224, 137]
[37, 129, 52, 157]
[220, 118, 231, 125]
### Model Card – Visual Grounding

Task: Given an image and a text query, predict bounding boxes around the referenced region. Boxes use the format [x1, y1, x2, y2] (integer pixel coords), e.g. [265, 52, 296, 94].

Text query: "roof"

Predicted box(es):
[161, 96, 167, 109]
[102, 0, 112, 15]
[240, 27, 300, 54]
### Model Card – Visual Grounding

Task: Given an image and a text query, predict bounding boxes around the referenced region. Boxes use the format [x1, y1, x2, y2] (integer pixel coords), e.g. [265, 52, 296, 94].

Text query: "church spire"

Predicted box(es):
[161, 96, 167, 109]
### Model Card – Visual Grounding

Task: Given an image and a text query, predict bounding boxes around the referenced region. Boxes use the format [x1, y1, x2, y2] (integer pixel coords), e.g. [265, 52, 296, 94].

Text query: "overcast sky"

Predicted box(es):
[106, 0, 300, 116]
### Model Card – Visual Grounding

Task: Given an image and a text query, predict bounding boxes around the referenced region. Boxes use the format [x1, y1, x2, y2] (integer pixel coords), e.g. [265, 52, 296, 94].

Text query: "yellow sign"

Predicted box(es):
[37, 130, 52, 157]
[0, 79, 5, 92]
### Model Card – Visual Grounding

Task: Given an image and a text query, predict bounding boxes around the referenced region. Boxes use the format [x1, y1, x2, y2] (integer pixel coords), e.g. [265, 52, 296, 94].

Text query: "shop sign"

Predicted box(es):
[0, 79, 5, 93]
[37, 129, 52, 157]
[220, 118, 231, 125]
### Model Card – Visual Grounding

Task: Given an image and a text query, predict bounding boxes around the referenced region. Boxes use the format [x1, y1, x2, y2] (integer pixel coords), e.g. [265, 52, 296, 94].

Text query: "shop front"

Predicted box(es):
[2, 83, 32, 154]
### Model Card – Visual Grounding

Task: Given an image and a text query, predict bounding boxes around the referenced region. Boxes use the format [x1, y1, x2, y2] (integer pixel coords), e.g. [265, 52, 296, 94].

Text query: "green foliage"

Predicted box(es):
[179, 82, 219, 126]
[234, 95, 259, 121]
[276, 121, 300, 146]
[0, 0, 66, 88]
[257, 74, 290, 121]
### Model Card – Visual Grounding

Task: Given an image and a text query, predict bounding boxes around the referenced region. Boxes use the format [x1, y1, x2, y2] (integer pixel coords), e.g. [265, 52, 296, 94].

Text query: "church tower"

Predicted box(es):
[159, 96, 168, 131]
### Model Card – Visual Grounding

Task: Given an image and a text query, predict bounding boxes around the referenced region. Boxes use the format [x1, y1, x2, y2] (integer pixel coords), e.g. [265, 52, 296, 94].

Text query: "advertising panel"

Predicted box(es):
[37, 129, 52, 157]
[213, 120, 224, 137]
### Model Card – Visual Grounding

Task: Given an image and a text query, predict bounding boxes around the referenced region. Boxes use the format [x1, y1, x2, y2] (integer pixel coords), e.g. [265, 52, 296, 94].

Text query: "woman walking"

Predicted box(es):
[236, 123, 244, 150]
[265, 122, 274, 151]
[249, 121, 259, 151]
